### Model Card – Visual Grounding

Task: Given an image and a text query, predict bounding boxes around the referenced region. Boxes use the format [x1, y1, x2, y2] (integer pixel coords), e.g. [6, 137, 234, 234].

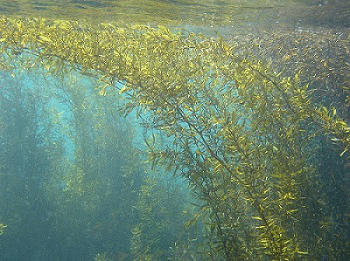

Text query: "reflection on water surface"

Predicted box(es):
[0, 0, 348, 31]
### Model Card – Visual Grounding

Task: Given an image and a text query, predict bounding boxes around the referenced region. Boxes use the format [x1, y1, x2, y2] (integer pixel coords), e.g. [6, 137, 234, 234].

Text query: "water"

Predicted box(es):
[0, 0, 349, 30]
[0, 1, 349, 261]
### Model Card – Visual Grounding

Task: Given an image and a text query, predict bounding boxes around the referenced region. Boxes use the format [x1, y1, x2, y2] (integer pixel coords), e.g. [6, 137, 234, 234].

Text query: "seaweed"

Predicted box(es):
[0, 16, 349, 260]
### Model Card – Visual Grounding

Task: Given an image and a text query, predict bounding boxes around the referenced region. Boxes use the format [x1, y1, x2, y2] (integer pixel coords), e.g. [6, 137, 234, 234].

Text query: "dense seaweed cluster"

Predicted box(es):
[0, 16, 349, 260]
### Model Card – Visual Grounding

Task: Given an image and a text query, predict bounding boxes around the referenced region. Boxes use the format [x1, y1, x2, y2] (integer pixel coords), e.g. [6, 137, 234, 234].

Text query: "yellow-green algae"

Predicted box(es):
[0, 223, 7, 235]
[0, 16, 349, 260]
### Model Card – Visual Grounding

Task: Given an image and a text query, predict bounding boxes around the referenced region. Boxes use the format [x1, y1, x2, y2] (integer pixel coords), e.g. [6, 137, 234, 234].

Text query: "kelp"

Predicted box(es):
[0, 16, 349, 260]
[0, 223, 6, 235]
[0, 71, 55, 260]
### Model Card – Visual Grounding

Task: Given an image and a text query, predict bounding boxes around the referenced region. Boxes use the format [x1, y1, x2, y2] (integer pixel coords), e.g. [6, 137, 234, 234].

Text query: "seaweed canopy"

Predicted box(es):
[0, 16, 349, 260]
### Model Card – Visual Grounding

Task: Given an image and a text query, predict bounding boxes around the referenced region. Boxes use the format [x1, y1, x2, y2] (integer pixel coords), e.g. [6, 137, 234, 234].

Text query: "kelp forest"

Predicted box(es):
[0, 16, 349, 261]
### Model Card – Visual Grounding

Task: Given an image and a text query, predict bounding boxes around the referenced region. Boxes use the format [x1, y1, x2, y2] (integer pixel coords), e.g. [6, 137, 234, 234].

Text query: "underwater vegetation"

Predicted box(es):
[0, 223, 6, 235]
[0, 69, 192, 260]
[0, 16, 349, 260]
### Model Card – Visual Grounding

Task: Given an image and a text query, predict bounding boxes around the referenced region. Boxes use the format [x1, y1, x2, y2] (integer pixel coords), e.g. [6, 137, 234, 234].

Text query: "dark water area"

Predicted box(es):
[0, 1, 349, 261]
